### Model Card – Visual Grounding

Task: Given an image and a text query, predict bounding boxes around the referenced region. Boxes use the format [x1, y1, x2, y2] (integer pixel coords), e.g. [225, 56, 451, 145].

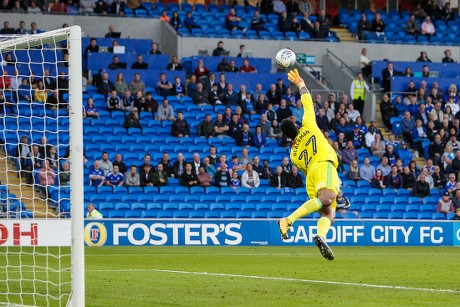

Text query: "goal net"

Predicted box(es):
[0, 26, 84, 306]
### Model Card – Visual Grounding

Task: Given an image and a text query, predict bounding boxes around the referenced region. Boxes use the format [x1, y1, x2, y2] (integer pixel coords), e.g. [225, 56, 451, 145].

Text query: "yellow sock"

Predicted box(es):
[287, 198, 322, 224]
[316, 217, 332, 238]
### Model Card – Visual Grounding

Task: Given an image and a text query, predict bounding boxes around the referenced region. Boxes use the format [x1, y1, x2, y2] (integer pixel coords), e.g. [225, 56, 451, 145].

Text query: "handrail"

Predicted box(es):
[325, 48, 359, 76]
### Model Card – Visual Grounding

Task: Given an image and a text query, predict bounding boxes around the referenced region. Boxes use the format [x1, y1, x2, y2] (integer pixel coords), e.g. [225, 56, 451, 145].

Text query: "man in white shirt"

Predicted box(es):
[360, 48, 371, 77]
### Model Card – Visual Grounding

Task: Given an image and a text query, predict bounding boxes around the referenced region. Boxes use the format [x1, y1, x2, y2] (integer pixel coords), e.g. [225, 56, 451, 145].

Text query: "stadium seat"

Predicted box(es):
[403, 212, 418, 219]
[174, 186, 190, 195]
[419, 205, 433, 212]
[98, 202, 114, 212]
[251, 187, 265, 196]
[115, 203, 131, 211]
[128, 186, 143, 195]
[206, 187, 220, 195]
[256, 203, 272, 212]
[241, 203, 256, 212]
[368, 188, 382, 196]
[380, 196, 395, 206]
[267, 212, 283, 218]
[343, 180, 356, 187]
[376, 205, 391, 213]
[354, 188, 368, 196]
[373, 212, 388, 219]
[272, 204, 286, 212]
[251, 212, 267, 219]
[125, 211, 141, 218]
[365, 196, 380, 204]
[446, 212, 456, 220]
[163, 203, 179, 211]
[131, 203, 146, 211]
[343, 211, 357, 219]
[236, 211, 252, 218]
[417, 212, 432, 220]
[405, 205, 420, 213]
[146, 203, 162, 211]
[173, 211, 189, 218]
[157, 211, 173, 218]
[108, 210, 124, 218]
[168, 195, 184, 203]
[142, 211, 157, 218]
[193, 203, 208, 212]
[159, 186, 174, 195]
[220, 211, 236, 218]
[189, 211, 205, 218]
[382, 189, 397, 196]
[360, 205, 375, 213]
[221, 187, 237, 195]
[210, 203, 225, 212]
[388, 212, 403, 219]
[225, 203, 240, 212]
[237, 188, 251, 196]
[204, 211, 220, 218]
[431, 213, 446, 220]
[190, 186, 205, 195]
[390, 204, 406, 213]
[396, 189, 410, 196]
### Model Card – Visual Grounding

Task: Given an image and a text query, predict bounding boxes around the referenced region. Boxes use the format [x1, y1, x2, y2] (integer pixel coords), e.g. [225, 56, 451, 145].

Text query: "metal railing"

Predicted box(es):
[325, 48, 359, 76]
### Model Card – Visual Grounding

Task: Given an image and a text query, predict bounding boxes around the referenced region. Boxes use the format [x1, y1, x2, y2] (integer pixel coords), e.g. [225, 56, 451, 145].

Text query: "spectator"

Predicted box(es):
[421, 16, 435, 40]
[342, 140, 358, 165]
[280, 157, 292, 173]
[157, 99, 174, 122]
[404, 14, 421, 36]
[172, 77, 186, 98]
[236, 124, 254, 146]
[128, 73, 145, 96]
[197, 114, 215, 138]
[397, 141, 413, 166]
[349, 72, 369, 115]
[223, 84, 238, 106]
[266, 84, 281, 106]
[89, 160, 105, 187]
[171, 111, 190, 138]
[384, 144, 400, 166]
[371, 13, 385, 37]
[86, 203, 103, 219]
[167, 55, 183, 71]
[241, 163, 260, 189]
[381, 62, 398, 95]
[252, 125, 267, 149]
[106, 89, 121, 112]
[428, 134, 444, 166]
[123, 107, 141, 130]
[112, 153, 127, 175]
[432, 165, 446, 189]
[360, 48, 372, 77]
[194, 60, 209, 81]
[444, 173, 457, 195]
[270, 166, 287, 189]
[131, 55, 148, 69]
[442, 49, 455, 63]
[251, 11, 268, 36]
[350, 124, 365, 149]
[238, 148, 253, 165]
[402, 111, 416, 145]
[105, 165, 124, 187]
[377, 156, 392, 177]
[152, 163, 168, 187]
[98, 152, 113, 175]
[203, 157, 217, 177]
[230, 171, 241, 189]
[347, 160, 361, 181]
[442, 144, 455, 173]
[416, 51, 432, 62]
[438, 192, 454, 216]
[169, 11, 181, 30]
[156, 73, 173, 98]
[263, 160, 274, 179]
[184, 11, 201, 34]
[451, 150, 460, 178]
[139, 164, 154, 187]
[181, 163, 199, 187]
[196, 166, 212, 187]
[401, 166, 416, 192]
[226, 8, 247, 33]
[124, 165, 140, 187]
[357, 13, 372, 40]
[215, 162, 231, 187]
[212, 41, 226, 57]
[84, 38, 99, 60]
[385, 165, 403, 190]
[58, 161, 70, 186]
[359, 157, 375, 183]
[27, 1, 41, 14]
[336, 190, 353, 217]
[172, 153, 186, 179]
[371, 169, 386, 189]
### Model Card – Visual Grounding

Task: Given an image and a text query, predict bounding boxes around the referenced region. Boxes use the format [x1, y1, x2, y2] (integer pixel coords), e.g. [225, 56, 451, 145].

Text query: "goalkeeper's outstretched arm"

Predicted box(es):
[287, 69, 315, 127]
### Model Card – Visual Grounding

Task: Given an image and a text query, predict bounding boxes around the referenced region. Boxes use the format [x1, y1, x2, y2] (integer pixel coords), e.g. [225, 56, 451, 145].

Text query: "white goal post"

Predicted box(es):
[0, 26, 84, 306]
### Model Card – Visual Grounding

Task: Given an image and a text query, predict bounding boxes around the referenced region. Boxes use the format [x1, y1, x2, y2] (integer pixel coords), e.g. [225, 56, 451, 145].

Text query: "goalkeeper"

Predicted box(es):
[278, 69, 340, 261]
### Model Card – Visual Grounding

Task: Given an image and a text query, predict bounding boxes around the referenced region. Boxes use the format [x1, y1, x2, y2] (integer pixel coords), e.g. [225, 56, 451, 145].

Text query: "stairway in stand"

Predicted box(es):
[373, 98, 426, 168]
[331, 27, 355, 42]
[0, 153, 56, 218]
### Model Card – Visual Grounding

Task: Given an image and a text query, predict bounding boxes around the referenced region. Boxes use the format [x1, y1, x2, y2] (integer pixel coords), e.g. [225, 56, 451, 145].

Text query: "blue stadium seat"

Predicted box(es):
[388, 212, 403, 219]
[113, 186, 128, 195]
[236, 211, 252, 218]
[169, 195, 185, 203]
[190, 186, 205, 195]
[382, 189, 397, 196]
[432, 213, 446, 220]
[360, 205, 375, 213]
[131, 203, 146, 211]
[97, 186, 112, 195]
[419, 205, 433, 212]
[136, 195, 153, 203]
[343, 180, 356, 187]
[365, 196, 380, 204]
[204, 211, 220, 218]
[376, 205, 391, 213]
[237, 188, 251, 196]
[189, 211, 205, 218]
[422, 197, 437, 206]
[241, 203, 256, 211]
[221, 187, 237, 195]
[343, 211, 357, 219]
[173, 211, 189, 218]
[193, 203, 208, 212]
[391, 204, 406, 213]
[446, 212, 456, 220]
[174, 186, 190, 195]
[368, 188, 381, 196]
[408, 197, 421, 205]
[226, 203, 241, 212]
[417, 212, 432, 220]
[147, 203, 163, 212]
[272, 204, 286, 212]
[380, 196, 395, 205]
[128, 186, 143, 195]
[251, 212, 267, 219]
[354, 188, 368, 196]
[250, 187, 265, 196]
[178, 203, 193, 211]
[206, 187, 220, 195]
[108, 210, 124, 218]
[256, 203, 272, 212]
[159, 186, 175, 195]
[403, 212, 418, 219]
[142, 211, 157, 218]
[210, 203, 225, 212]
[115, 203, 131, 211]
[373, 212, 388, 219]
[163, 203, 179, 211]
[267, 212, 283, 218]
[125, 211, 141, 218]
[265, 187, 281, 196]
[220, 211, 236, 218]
[406, 205, 420, 213]
[99, 202, 115, 212]
[396, 189, 410, 196]
[157, 211, 173, 218]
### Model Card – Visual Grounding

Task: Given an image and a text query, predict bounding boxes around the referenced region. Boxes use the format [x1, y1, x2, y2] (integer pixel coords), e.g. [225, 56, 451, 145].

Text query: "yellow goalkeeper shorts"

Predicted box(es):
[306, 161, 340, 210]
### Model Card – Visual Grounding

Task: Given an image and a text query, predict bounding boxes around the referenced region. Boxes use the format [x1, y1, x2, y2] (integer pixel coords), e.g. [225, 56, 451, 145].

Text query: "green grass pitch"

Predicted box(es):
[1, 246, 459, 306]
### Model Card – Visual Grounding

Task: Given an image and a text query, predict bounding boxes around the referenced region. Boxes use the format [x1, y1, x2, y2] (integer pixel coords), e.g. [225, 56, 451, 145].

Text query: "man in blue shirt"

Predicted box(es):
[89, 160, 105, 187]
[397, 141, 414, 166]
[105, 165, 124, 187]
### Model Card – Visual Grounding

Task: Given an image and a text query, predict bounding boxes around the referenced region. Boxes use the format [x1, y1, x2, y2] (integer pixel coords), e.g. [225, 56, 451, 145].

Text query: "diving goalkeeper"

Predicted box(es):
[278, 69, 340, 261]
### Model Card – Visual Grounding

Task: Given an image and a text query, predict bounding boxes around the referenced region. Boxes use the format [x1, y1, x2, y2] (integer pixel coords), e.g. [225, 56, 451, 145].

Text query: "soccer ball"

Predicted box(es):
[275, 48, 296, 69]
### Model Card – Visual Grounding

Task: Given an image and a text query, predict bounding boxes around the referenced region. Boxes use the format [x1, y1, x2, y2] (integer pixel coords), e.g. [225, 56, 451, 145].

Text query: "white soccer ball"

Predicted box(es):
[275, 48, 296, 69]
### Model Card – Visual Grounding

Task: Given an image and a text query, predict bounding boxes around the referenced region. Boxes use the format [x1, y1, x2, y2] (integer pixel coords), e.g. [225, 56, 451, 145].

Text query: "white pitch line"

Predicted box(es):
[86, 252, 457, 257]
[87, 268, 460, 294]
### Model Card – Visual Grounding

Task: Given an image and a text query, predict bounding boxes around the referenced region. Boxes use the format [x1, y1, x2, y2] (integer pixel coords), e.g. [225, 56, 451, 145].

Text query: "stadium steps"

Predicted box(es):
[0, 153, 56, 218]
[374, 99, 426, 168]
[332, 27, 355, 42]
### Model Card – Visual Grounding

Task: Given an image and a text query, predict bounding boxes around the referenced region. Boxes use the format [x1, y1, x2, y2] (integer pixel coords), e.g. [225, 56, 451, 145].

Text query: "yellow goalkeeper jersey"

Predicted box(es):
[290, 92, 339, 176]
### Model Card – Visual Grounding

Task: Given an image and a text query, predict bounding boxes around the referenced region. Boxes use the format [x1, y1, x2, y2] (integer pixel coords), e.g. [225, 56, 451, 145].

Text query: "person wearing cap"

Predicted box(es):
[437, 192, 454, 216]
[397, 141, 413, 166]
[351, 124, 364, 149]
[227, 155, 245, 173]
[413, 173, 431, 199]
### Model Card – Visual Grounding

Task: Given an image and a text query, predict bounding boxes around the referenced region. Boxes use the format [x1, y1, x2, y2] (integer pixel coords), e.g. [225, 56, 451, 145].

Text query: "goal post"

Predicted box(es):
[0, 26, 84, 307]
